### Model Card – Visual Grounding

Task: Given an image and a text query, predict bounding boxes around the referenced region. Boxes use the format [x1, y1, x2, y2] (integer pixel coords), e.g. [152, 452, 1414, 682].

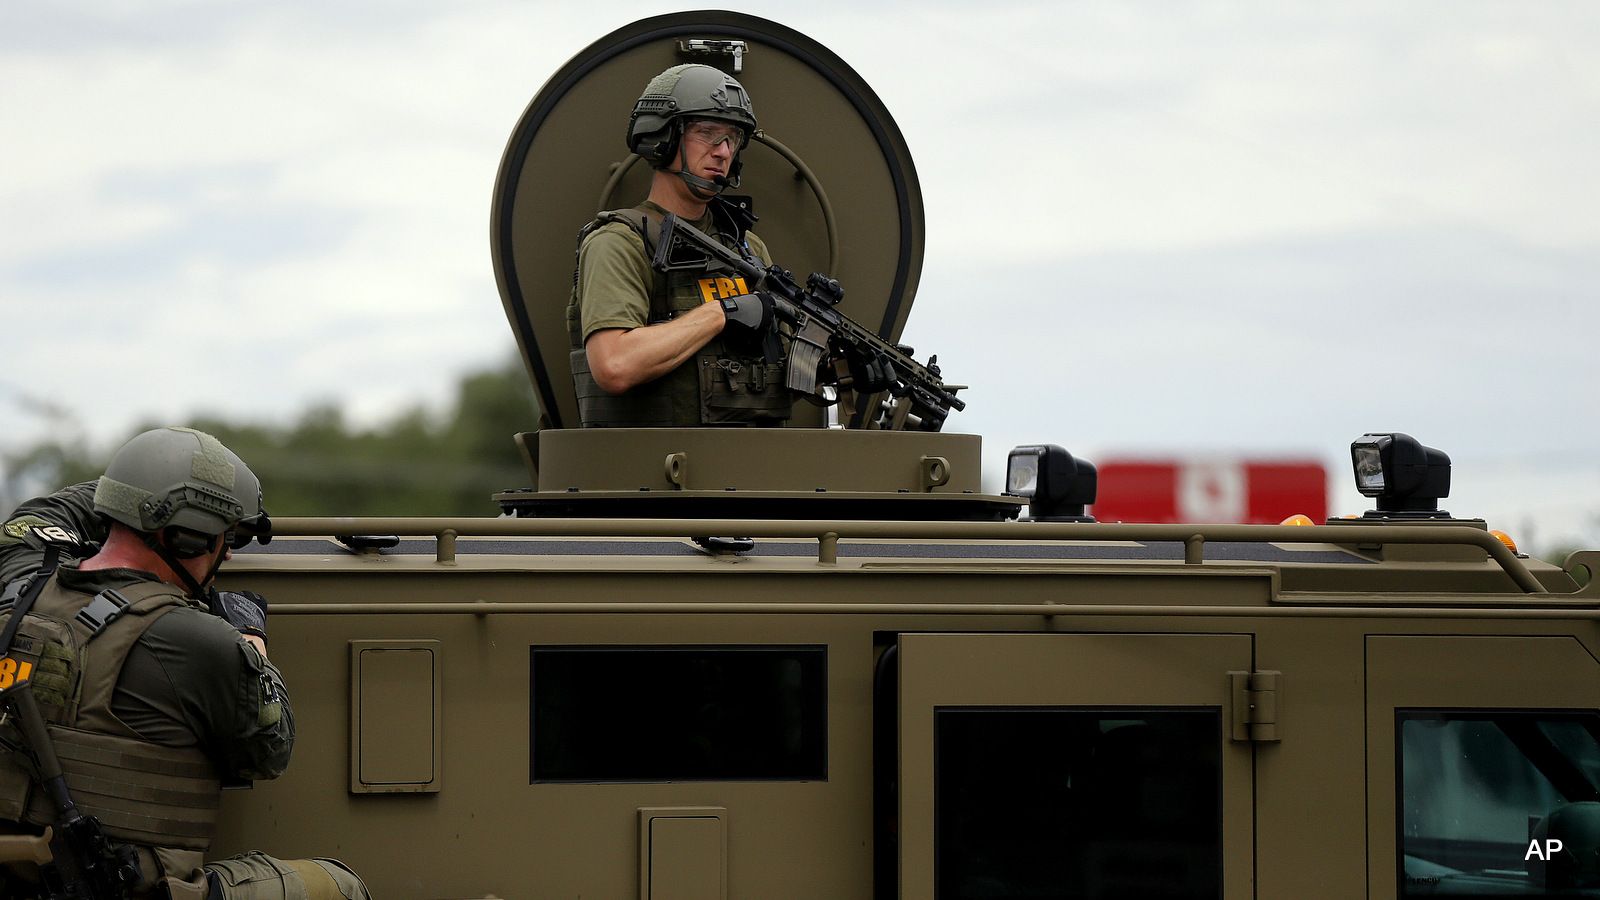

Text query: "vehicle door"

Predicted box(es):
[894, 632, 1256, 899]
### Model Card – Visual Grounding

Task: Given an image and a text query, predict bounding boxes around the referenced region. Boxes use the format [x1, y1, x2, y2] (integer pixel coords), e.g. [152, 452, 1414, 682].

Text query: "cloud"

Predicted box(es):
[2, 0, 1597, 550]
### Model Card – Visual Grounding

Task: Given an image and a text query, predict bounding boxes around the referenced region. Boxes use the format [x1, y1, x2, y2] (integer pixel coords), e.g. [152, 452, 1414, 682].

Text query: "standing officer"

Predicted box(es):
[0, 426, 368, 900]
[567, 63, 792, 427]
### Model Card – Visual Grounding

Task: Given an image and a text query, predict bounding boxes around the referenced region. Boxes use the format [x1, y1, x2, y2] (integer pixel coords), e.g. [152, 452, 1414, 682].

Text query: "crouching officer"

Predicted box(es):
[0, 426, 369, 900]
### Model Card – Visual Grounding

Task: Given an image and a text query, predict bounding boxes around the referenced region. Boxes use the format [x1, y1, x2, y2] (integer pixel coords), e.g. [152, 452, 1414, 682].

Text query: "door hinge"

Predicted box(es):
[1229, 670, 1281, 742]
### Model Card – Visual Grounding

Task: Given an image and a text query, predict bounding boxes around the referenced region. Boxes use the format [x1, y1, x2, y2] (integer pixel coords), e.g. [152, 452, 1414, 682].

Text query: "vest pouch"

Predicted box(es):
[0, 610, 79, 833]
[0, 585, 94, 829]
[572, 348, 677, 428]
[19, 725, 220, 850]
[699, 358, 793, 425]
[0, 626, 78, 726]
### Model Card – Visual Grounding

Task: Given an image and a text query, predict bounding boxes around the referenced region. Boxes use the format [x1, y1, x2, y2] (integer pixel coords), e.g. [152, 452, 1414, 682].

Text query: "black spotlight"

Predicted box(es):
[1350, 432, 1451, 518]
[1006, 444, 1098, 522]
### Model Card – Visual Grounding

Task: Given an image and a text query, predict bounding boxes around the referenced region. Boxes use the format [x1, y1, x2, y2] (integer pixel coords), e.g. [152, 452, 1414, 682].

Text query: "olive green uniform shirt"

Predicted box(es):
[0, 481, 102, 585]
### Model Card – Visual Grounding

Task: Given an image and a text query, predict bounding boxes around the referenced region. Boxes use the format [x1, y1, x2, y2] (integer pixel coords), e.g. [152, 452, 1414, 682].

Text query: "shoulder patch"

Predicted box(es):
[1, 517, 80, 546]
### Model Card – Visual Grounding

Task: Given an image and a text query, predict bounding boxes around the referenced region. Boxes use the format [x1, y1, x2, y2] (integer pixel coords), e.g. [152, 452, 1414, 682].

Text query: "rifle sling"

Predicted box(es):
[0, 544, 61, 659]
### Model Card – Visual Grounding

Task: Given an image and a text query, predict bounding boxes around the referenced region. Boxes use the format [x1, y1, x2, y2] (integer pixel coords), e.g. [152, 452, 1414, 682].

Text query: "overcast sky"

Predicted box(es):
[3, 1, 1597, 551]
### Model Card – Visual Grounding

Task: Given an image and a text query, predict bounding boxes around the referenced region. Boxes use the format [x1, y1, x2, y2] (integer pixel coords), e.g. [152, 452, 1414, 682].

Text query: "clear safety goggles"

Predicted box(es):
[682, 120, 748, 151]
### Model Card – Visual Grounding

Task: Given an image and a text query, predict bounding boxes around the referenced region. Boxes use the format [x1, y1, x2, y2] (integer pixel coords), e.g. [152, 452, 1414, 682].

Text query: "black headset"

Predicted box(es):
[163, 527, 219, 560]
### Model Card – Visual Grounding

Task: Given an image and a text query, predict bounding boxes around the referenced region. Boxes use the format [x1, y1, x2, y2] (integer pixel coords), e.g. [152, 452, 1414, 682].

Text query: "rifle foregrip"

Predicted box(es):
[769, 296, 800, 322]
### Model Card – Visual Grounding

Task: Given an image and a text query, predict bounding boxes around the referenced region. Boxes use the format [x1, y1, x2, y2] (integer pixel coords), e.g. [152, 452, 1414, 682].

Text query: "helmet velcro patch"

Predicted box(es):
[94, 477, 153, 520]
[178, 427, 236, 489]
[643, 64, 692, 96]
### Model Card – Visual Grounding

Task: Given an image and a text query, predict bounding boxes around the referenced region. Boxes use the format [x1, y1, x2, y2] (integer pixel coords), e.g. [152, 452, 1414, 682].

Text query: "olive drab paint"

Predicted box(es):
[190, 11, 1600, 900]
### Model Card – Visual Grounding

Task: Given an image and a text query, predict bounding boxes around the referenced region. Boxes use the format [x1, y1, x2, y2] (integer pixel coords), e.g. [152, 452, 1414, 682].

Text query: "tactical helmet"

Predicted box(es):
[627, 63, 757, 167]
[93, 426, 268, 544]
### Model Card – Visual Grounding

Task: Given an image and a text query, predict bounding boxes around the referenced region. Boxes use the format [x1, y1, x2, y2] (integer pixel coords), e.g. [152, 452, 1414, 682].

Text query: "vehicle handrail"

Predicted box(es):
[265, 518, 1546, 593]
[268, 600, 1600, 618]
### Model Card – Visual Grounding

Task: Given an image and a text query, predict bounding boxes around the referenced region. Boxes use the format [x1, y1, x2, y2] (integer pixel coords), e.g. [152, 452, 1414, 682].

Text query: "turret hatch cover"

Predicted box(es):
[491, 11, 925, 430]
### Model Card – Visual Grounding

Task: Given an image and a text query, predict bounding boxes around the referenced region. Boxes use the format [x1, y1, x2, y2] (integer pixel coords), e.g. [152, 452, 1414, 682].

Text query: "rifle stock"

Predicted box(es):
[653, 214, 964, 432]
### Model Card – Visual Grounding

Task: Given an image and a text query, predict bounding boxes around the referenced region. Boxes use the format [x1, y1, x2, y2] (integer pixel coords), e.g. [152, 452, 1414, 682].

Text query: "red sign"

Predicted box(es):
[1090, 459, 1327, 525]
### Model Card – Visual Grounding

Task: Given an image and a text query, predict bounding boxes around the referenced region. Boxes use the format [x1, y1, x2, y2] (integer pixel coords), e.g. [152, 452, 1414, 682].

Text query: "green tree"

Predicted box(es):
[3, 355, 540, 517]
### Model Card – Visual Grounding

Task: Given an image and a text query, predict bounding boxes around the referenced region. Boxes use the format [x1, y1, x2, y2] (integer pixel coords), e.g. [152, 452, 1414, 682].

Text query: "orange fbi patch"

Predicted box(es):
[0, 657, 33, 689]
[697, 275, 750, 304]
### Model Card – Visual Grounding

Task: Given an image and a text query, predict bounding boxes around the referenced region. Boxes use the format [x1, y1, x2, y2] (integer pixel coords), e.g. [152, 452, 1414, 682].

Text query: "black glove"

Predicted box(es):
[210, 589, 268, 643]
[719, 292, 776, 335]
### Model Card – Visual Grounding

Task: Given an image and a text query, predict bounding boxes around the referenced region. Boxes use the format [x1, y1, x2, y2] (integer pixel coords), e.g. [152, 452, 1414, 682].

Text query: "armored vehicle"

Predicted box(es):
[156, 11, 1600, 900]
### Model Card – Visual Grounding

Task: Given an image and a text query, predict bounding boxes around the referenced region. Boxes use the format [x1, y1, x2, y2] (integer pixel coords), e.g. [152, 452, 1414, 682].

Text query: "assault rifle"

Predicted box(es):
[0, 680, 143, 900]
[652, 213, 965, 432]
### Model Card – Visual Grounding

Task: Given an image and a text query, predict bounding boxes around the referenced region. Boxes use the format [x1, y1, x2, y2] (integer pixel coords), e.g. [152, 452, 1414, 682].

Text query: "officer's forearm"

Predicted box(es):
[585, 303, 726, 393]
[244, 634, 267, 659]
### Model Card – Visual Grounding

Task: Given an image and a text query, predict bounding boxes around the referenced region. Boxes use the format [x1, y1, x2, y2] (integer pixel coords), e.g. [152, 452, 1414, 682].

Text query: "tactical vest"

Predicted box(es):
[568, 204, 791, 428]
[0, 573, 222, 876]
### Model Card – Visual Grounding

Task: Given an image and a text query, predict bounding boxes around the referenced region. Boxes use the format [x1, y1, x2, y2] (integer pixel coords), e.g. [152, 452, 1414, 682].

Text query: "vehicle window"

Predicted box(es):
[1399, 710, 1600, 897]
[936, 707, 1221, 900]
[530, 645, 826, 782]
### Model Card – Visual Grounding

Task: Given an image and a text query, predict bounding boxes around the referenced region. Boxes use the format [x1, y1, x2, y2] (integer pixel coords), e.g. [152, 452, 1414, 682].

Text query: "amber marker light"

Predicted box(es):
[1490, 530, 1518, 553]
[1280, 515, 1316, 526]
